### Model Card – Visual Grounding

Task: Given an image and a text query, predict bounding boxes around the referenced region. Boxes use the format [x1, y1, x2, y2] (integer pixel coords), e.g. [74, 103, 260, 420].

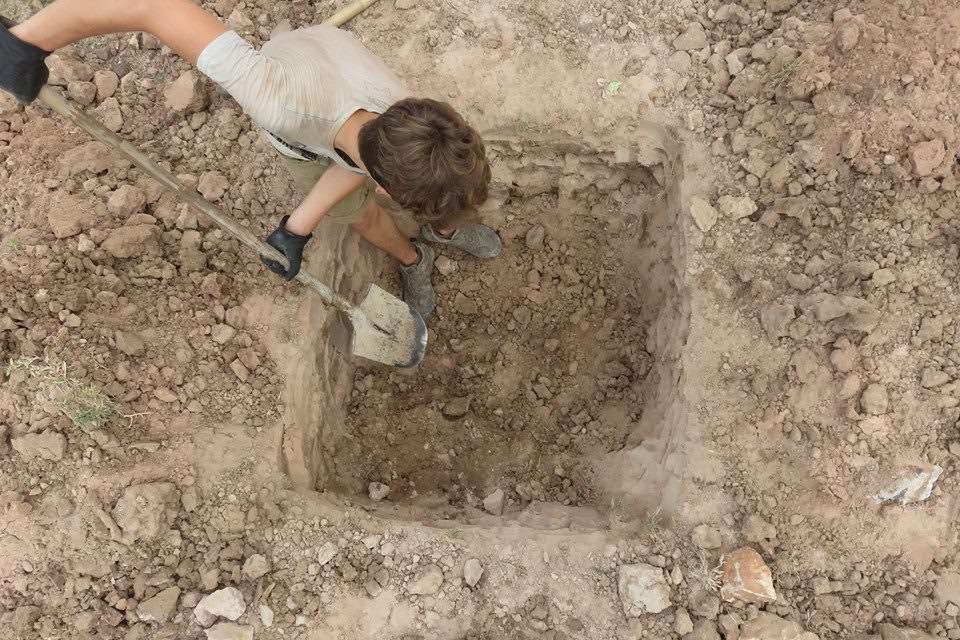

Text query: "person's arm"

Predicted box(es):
[10, 0, 227, 64]
[260, 165, 368, 280]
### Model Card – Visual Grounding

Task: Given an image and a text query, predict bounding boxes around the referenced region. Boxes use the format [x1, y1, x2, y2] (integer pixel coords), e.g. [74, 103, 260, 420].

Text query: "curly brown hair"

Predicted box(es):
[358, 98, 491, 226]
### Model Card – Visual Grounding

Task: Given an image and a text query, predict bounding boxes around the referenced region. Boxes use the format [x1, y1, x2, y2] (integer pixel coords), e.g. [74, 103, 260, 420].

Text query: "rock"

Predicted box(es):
[408, 564, 444, 595]
[876, 464, 942, 505]
[876, 625, 937, 640]
[198, 172, 230, 200]
[841, 129, 864, 159]
[909, 139, 945, 177]
[137, 586, 181, 623]
[689, 197, 719, 232]
[760, 304, 796, 339]
[368, 482, 390, 501]
[800, 294, 880, 332]
[674, 22, 708, 50]
[67, 81, 97, 106]
[205, 623, 254, 640]
[241, 554, 270, 581]
[230, 359, 249, 382]
[675, 608, 694, 635]
[94, 70, 120, 101]
[525, 225, 546, 249]
[211, 324, 236, 345]
[720, 547, 776, 603]
[317, 542, 338, 565]
[742, 515, 776, 546]
[435, 255, 457, 275]
[482, 488, 505, 515]
[689, 588, 721, 619]
[766, 0, 797, 12]
[691, 524, 722, 549]
[95, 97, 123, 132]
[115, 330, 145, 356]
[617, 563, 671, 617]
[259, 604, 274, 627]
[11, 431, 66, 461]
[165, 71, 209, 114]
[112, 482, 180, 544]
[46, 192, 98, 239]
[860, 383, 889, 415]
[395, 0, 417, 9]
[463, 558, 483, 587]
[718, 195, 757, 220]
[179, 230, 207, 271]
[47, 55, 93, 85]
[835, 20, 861, 51]
[101, 225, 160, 258]
[107, 185, 147, 217]
[442, 396, 471, 418]
[194, 587, 246, 627]
[740, 613, 819, 640]
[920, 368, 950, 388]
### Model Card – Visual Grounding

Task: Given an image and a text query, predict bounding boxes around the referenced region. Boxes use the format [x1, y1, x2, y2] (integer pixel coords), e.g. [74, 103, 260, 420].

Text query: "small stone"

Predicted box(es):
[718, 195, 757, 220]
[525, 225, 545, 249]
[95, 97, 123, 132]
[920, 368, 950, 389]
[909, 139, 946, 177]
[94, 70, 120, 101]
[482, 489, 505, 515]
[760, 304, 796, 340]
[368, 482, 390, 501]
[689, 197, 719, 232]
[442, 396, 471, 418]
[835, 21, 861, 51]
[674, 22, 708, 51]
[876, 464, 942, 505]
[11, 431, 66, 461]
[112, 483, 179, 544]
[259, 604, 274, 627]
[137, 587, 181, 624]
[241, 554, 270, 581]
[720, 547, 777, 603]
[692, 524, 722, 549]
[463, 558, 484, 588]
[198, 172, 230, 200]
[229, 359, 249, 382]
[841, 129, 864, 159]
[205, 623, 253, 640]
[165, 71, 209, 114]
[860, 383, 889, 415]
[107, 185, 147, 217]
[101, 224, 160, 258]
[740, 613, 819, 640]
[617, 563, 671, 617]
[211, 324, 237, 345]
[395, 0, 417, 8]
[195, 587, 245, 627]
[67, 81, 97, 106]
[435, 255, 457, 275]
[408, 564, 444, 595]
[317, 541, 338, 565]
[46, 192, 99, 239]
[690, 620, 722, 640]
[872, 268, 896, 287]
[675, 607, 694, 635]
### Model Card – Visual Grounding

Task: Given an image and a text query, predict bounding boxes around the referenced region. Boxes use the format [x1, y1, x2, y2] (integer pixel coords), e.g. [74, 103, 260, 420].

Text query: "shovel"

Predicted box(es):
[32, 0, 428, 368]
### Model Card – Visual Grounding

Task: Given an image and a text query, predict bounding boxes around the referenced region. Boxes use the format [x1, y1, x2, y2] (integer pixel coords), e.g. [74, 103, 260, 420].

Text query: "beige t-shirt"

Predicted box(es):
[196, 25, 409, 173]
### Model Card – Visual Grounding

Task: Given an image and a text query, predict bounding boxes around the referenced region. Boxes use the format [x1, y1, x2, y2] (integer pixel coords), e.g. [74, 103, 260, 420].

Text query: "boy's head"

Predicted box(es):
[358, 98, 490, 226]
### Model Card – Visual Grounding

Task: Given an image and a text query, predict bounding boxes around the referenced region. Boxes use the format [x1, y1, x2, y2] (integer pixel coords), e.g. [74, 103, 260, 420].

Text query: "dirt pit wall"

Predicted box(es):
[277, 124, 691, 531]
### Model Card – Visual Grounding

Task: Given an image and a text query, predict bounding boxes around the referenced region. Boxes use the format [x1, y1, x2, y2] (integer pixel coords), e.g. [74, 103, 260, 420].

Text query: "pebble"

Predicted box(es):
[435, 255, 458, 275]
[136, 586, 181, 623]
[718, 195, 757, 220]
[673, 22, 708, 51]
[368, 482, 390, 501]
[407, 564, 444, 595]
[617, 563, 671, 617]
[482, 488, 505, 515]
[691, 524, 722, 549]
[204, 623, 254, 640]
[317, 542, 338, 566]
[525, 225, 546, 249]
[875, 464, 942, 505]
[165, 71, 209, 114]
[463, 558, 484, 588]
[442, 396, 471, 418]
[740, 613, 818, 640]
[689, 197, 719, 232]
[719, 547, 777, 603]
[259, 604, 274, 627]
[675, 607, 694, 635]
[860, 383, 889, 415]
[241, 554, 270, 581]
[909, 139, 945, 177]
[194, 587, 246, 627]
[11, 432, 67, 462]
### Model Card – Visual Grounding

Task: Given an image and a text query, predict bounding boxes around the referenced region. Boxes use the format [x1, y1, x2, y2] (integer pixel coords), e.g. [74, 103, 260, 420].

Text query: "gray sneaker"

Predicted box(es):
[420, 223, 502, 258]
[399, 241, 437, 319]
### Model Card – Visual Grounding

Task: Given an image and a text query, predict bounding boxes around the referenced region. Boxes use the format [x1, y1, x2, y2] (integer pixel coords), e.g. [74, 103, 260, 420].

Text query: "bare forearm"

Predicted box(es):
[286, 168, 368, 235]
[10, 0, 226, 63]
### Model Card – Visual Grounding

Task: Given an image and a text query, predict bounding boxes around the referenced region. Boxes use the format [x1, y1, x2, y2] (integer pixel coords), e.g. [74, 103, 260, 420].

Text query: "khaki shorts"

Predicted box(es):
[282, 154, 374, 225]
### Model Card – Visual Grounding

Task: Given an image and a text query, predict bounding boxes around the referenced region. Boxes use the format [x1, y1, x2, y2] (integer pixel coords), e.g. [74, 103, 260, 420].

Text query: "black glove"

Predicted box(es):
[261, 216, 311, 281]
[0, 16, 51, 104]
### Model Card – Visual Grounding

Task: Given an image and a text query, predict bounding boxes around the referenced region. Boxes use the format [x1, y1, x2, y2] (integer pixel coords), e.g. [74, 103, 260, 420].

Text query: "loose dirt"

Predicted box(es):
[1, 0, 960, 639]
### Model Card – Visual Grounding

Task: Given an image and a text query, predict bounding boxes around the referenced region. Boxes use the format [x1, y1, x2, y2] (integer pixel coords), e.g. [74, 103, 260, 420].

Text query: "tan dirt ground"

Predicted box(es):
[1, 0, 960, 639]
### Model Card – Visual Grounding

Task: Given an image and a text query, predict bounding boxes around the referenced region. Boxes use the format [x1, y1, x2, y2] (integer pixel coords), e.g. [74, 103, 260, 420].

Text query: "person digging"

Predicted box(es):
[0, 0, 501, 320]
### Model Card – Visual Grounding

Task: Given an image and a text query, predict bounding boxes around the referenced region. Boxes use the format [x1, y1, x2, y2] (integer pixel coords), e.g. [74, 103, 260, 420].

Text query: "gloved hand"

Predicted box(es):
[260, 216, 311, 281]
[0, 16, 51, 104]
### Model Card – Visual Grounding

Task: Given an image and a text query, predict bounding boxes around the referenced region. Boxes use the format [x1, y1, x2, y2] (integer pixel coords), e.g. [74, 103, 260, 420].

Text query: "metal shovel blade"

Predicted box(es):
[347, 284, 428, 368]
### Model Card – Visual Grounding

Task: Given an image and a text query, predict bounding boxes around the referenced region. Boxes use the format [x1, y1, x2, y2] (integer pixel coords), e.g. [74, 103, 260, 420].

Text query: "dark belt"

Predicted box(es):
[268, 132, 320, 162]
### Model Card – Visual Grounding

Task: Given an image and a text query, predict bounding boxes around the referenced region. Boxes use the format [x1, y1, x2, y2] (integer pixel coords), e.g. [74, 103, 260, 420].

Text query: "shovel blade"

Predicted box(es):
[347, 284, 428, 368]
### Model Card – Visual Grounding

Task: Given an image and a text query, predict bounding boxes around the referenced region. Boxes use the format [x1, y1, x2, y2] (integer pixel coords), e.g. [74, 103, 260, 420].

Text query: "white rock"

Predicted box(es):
[876, 464, 943, 505]
[241, 554, 270, 581]
[463, 559, 484, 588]
[435, 255, 458, 276]
[718, 195, 757, 220]
[482, 489, 505, 515]
[194, 587, 246, 628]
[617, 563, 671, 617]
[368, 482, 390, 501]
[205, 623, 253, 640]
[317, 541, 338, 566]
[408, 564, 444, 595]
[136, 586, 181, 623]
[259, 604, 274, 627]
[689, 197, 719, 232]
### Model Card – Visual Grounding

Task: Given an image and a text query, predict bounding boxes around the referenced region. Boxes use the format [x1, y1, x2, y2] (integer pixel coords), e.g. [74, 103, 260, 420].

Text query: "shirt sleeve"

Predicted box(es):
[195, 31, 285, 131]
